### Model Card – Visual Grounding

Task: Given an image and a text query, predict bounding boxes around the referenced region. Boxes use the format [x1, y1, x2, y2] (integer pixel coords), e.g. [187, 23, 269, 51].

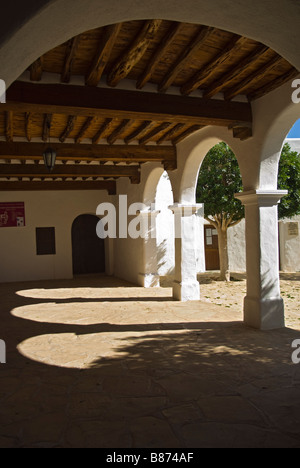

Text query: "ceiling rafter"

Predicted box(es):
[158, 26, 216, 93]
[180, 35, 248, 95]
[61, 36, 81, 83]
[107, 20, 162, 87]
[86, 23, 122, 87]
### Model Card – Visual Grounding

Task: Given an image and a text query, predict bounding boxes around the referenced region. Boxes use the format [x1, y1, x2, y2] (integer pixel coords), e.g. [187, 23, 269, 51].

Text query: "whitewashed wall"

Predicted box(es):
[0, 190, 111, 283]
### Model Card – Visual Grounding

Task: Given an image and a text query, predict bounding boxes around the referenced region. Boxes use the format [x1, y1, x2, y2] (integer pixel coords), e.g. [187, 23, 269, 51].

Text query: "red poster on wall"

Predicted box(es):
[0, 202, 25, 228]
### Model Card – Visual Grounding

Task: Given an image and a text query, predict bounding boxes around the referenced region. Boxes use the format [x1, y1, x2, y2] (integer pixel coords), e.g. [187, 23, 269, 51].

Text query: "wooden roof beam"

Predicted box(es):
[224, 55, 283, 100]
[247, 67, 300, 101]
[107, 119, 133, 145]
[0, 163, 141, 181]
[6, 82, 253, 128]
[0, 180, 117, 194]
[107, 20, 162, 88]
[0, 142, 177, 164]
[59, 115, 77, 142]
[158, 26, 215, 93]
[86, 24, 122, 87]
[203, 44, 270, 99]
[61, 36, 81, 83]
[180, 35, 248, 96]
[139, 123, 172, 145]
[75, 116, 98, 143]
[5, 111, 13, 143]
[136, 22, 184, 90]
[29, 57, 43, 81]
[42, 113, 53, 142]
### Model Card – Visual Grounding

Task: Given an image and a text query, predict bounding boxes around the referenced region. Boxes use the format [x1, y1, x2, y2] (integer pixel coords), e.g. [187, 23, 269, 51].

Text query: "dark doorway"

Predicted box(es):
[72, 215, 105, 275]
[205, 225, 220, 271]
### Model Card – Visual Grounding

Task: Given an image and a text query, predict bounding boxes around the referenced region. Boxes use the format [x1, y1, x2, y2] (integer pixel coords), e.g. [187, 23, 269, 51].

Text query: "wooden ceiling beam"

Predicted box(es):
[29, 57, 43, 81]
[107, 119, 133, 145]
[247, 67, 300, 101]
[203, 44, 270, 99]
[59, 115, 77, 142]
[5, 111, 13, 143]
[42, 113, 53, 142]
[180, 35, 248, 95]
[75, 116, 98, 143]
[139, 122, 172, 145]
[25, 112, 33, 142]
[158, 26, 215, 93]
[156, 123, 185, 145]
[0, 163, 140, 180]
[0, 180, 117, 194]
[224, 55, 283, 101]
[0, 142, 176, 164]
[136, 22, 184, 90]
[172, 125, 204, 145]
[61, 36, 81, 83]
[86, 24, 122, 87]
[107, 20, 162, 88]
[6, 82, 253, 128]
[92, 118, 114, 144]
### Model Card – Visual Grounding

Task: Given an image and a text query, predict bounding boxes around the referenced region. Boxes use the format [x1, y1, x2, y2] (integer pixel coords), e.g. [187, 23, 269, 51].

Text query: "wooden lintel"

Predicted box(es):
[6, 81, 253, 127]
[0, 163, 140, 179]
[0, 142, 177, 164]
[0, 180, 117, 194]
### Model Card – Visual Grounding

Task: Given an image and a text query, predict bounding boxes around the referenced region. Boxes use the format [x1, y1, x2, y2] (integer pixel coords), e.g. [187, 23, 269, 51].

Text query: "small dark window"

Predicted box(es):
[36, 227, 56, 255]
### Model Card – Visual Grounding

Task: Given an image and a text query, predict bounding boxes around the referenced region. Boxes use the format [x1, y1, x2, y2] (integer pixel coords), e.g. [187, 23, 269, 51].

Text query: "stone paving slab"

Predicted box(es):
[0, 275, 300, 448]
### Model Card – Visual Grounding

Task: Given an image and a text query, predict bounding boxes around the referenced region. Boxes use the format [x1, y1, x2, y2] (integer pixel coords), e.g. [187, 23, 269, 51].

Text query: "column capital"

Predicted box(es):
[235, 190, 288, 207]
[169, 203, 204, 216]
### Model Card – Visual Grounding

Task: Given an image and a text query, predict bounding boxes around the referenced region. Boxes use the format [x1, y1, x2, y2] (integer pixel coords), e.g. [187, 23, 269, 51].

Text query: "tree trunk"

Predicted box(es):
[217, 226, 230, 282]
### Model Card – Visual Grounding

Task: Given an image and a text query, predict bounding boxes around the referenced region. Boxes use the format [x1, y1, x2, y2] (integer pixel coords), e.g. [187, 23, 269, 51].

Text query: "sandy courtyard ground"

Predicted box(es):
[0, 273, 300, 448]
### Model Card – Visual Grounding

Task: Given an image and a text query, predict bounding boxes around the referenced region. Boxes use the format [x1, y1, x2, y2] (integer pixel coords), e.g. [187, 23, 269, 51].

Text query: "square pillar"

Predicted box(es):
[236, 190, 287, 330]
[169, 204, 202, 301]
[138, 210, 161, 288]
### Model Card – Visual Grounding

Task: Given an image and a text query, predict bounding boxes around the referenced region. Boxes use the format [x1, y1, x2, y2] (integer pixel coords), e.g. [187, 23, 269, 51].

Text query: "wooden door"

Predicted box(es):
[72, 215, 105, 275]
[204, 225, 220, 271]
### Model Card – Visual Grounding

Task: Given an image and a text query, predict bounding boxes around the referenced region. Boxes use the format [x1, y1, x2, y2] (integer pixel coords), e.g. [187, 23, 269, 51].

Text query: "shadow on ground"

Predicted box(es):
[0, 276, 300, 448]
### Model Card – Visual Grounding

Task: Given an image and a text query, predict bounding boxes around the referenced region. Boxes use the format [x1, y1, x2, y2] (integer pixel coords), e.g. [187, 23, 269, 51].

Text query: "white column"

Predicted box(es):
[236, 190, 287, 330]
[138, 210, 161, 288]
[169, 204, 202, 301]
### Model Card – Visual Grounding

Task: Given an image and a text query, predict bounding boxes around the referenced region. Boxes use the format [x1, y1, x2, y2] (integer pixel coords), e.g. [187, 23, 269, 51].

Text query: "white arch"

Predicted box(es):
[1, 0, 300, 86]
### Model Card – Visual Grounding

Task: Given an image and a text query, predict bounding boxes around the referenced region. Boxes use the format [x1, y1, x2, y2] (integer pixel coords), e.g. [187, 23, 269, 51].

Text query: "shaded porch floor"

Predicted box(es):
[1, 275, 300, 448]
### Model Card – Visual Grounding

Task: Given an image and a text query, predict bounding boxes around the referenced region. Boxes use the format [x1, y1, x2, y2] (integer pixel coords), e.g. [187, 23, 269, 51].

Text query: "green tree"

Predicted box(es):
[278, 143, 300, 219]
[196, 142, 244, 281]
[197, 141, 300, 282]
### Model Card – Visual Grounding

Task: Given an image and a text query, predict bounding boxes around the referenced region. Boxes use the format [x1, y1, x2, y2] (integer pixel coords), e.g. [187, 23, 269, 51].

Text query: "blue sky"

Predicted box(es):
[288, 119, 300, 138]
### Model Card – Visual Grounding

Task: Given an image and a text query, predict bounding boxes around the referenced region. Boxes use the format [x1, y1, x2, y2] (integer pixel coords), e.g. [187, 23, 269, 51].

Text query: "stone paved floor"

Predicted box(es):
[1, 275, 300, 448]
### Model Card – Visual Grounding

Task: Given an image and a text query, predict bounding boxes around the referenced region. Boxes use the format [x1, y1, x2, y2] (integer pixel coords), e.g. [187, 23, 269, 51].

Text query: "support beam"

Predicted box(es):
[25, 112, 33, 142]
[61, 36, 81, 83]
[0, 163, 141, 180]
[224, 55, 283, 101]
[136, 22, 184, 90]
[0, 142, 176, 164]
[139, 123, 172, 145]
[180, 36, 247, 96]
[92, 118, 114, 144]
[0, 180, 117, 194]
[6, 82, 253, 128]
[59, 115, 77, 142]
[5, 111, 13, 143]
[75, 116, 97, 143]
[247, 67, 300, 101]
[42, 113, 53, 142]
[124, 121, 154, 144]
[158, 26, 215, 93]
[107, 119, 133, 145]
[86, 24, 122, 87]
[156, 123, 185, 145]
[107, 20, 162, 87]
[203, 45, 269, 99]
[29, 57, 43, 81]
